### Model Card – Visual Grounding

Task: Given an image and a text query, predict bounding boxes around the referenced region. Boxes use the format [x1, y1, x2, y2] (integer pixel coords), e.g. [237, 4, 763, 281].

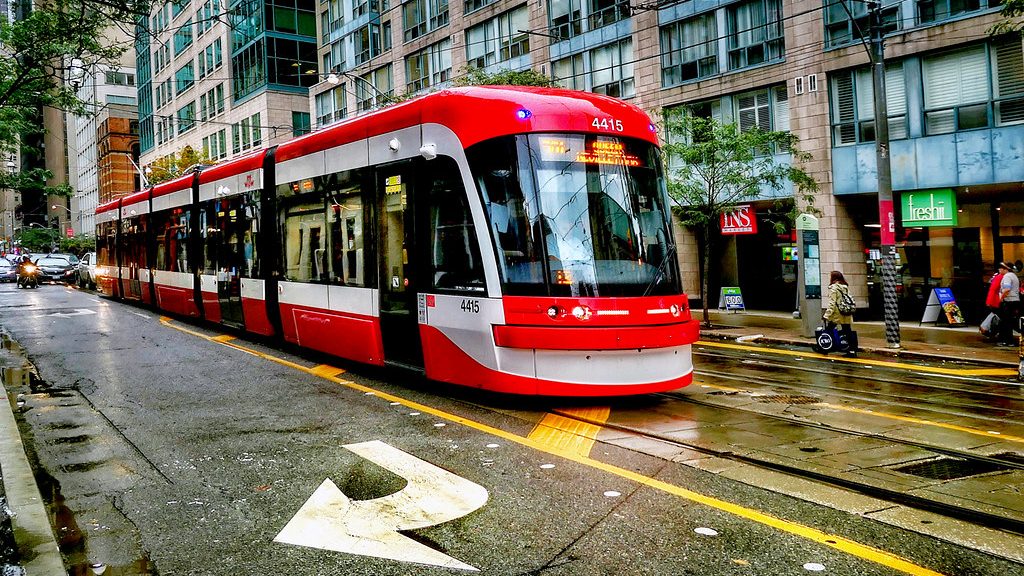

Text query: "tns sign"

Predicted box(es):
[721, 205, 758, 235]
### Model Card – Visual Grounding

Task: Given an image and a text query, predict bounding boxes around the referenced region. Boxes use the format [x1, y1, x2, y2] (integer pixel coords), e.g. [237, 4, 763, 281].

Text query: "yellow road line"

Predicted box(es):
[159, 317, 946, 576]
[697, 340, 1017, 377]
[528, 407, 610, 457]
[697, 381, 1024, 444]
[212, 335, 237, 343]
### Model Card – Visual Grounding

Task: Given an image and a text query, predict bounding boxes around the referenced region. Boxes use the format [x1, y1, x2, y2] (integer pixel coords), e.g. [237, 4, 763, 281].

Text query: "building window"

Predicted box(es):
[552, 53, 584, 90]
[267, 37, 318, 87]
[177, 102, 196, 135]
[315, 85, 347, 127]
[353, 23, 385, 65]
[824, 0, 899, 49]
[198, 38, 223, 79]
[173, 18, 194, 55]
[994, 38, 1024, 126]
[356, 64, 392, 111]
[353, 0, 388, 17]
[266, 0, 317, 35]
[918, 0, 998, 25]
[923, 45, 991, 134]
[232, 112, 263, 154]
[405, 39, 452, 93]
[660, 12, 718, 87]
[292, 111, 311, 136]
[830, 63, 907, 145]
[726, 0, 784, 70]
[548, 0, 581, 41]
[465, 5, 529, 69]
[464, 0, 496, 14]
[199, 84, 225, 121]
[175, 62, 195, 95]
[198, 0, 220, 36]
[232, 39, 267, 101]
[588, 0, 629, 30]
[590, 38, 633, 98]
[202, 129, 228, 160]
[403, 0, 448, 42]
[104, 71, 136, 86]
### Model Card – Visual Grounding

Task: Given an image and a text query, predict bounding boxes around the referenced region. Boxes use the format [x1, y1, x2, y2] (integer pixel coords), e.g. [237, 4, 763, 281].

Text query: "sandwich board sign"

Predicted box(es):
[718, 287, 745, 311]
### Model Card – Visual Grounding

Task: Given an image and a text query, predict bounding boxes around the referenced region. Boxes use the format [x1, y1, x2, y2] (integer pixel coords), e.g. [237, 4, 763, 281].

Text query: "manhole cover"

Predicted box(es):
[755, 395, 820, 405]
[893, 458, 1011, 480]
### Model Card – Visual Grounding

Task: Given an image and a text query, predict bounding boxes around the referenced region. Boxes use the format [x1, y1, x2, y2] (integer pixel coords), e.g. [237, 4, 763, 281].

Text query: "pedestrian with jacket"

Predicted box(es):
[997, 261, 1020, 346]
[823, 270, 857, 357]
[982, 263, 1006, 340]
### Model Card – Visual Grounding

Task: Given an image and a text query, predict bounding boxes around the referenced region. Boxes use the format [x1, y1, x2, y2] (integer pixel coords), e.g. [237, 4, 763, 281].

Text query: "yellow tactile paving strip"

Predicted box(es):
[528, 407, 611, 457]
[158, 317, 947, 576]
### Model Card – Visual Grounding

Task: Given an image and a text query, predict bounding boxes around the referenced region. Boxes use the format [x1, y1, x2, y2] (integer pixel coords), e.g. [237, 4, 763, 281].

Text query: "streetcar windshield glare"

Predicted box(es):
[468, 133, 679, 297]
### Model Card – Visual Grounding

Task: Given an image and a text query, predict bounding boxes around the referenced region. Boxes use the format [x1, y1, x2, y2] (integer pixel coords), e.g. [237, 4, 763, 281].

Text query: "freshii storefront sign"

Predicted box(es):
[900, 189, 957, 227]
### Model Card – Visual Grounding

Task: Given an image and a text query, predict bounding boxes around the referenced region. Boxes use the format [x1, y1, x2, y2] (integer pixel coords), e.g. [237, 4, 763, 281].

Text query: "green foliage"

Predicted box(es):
[990, 1, 1023, 34]
[17, 227, 60, 253]
[662, 112, 819, 325]
[453, 67, 555, 88]
[147, 145, 216, 185]
[60, 235, 95, 256]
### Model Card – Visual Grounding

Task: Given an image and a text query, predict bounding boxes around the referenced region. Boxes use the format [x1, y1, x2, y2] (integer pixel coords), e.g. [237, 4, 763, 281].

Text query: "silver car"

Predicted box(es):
[77, 251, 97, 289]
[0, 257, 15, 282]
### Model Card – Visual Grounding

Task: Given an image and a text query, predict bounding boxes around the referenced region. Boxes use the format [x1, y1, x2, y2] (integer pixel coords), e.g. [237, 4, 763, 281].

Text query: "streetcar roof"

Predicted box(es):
[275, 85, 658, 162]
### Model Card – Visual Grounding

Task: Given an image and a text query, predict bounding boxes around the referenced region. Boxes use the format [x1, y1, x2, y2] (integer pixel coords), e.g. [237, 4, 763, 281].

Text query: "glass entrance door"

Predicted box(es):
[377, 160, 423, 367]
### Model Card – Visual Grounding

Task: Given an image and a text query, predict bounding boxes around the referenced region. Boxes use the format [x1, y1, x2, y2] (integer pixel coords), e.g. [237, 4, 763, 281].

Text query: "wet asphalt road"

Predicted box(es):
[0, 283, 1021, 575]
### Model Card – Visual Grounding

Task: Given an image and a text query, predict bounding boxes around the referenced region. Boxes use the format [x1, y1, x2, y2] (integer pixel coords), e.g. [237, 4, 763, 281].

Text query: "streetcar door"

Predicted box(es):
[217, 196, 246, 328]
[377, 160, 424, 367]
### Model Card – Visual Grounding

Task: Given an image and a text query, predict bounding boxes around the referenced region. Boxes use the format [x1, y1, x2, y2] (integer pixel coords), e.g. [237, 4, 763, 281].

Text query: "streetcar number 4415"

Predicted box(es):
[461, 300, 480, 314]
[592, 118, 624, 132]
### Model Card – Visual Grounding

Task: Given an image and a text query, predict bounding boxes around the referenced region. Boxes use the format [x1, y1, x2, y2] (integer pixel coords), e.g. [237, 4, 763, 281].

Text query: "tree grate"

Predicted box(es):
[755, 395, 821, 405]
[893, 458, 1011, 480]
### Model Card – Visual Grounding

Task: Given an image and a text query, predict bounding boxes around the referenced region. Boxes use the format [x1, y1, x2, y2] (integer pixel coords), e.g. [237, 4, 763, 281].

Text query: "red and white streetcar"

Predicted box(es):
[95, 86, 697, 396]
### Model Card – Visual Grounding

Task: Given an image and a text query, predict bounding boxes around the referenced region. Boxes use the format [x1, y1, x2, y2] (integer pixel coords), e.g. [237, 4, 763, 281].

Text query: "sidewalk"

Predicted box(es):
[700, 309, 1021, 368]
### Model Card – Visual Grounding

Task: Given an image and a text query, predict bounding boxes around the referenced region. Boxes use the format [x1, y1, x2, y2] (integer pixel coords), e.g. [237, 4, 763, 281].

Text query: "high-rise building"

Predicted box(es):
[67, 52, 140, 236]
[136, 0, 318, 168]
[306, 0, 1022, 321]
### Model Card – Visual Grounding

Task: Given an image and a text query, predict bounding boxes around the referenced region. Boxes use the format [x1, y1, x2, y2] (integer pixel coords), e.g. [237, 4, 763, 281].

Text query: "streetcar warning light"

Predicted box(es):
[516, 109, 532, 120]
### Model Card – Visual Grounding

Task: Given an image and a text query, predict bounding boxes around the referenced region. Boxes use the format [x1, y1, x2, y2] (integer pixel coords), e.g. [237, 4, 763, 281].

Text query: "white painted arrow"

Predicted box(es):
[33, 308, 96, 318]
[274, 440, 489, 571]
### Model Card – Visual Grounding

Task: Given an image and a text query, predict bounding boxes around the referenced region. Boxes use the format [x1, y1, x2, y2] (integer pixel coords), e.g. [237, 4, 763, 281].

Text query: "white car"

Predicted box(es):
[77, 251, 97, 290]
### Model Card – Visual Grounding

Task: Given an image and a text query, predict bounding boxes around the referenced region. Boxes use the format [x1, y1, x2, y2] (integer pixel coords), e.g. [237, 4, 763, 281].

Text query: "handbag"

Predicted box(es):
[980, 312, 1000, 336]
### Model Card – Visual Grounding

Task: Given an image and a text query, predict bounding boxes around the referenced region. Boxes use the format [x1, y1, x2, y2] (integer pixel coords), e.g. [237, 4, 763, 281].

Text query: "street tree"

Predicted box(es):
[453, 67, 554, 87]
[146, 145, 216, 185]
[991, 1, 1024, 34]
[662, 113, 819, 326]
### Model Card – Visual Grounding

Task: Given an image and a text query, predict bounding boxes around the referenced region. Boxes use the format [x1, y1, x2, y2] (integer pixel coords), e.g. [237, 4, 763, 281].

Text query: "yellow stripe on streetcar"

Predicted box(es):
[158, 316, 947, 576]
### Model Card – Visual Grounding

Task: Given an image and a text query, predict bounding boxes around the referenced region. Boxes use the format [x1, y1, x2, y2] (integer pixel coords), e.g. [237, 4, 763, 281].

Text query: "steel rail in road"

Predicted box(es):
[155, 316, 948, 576]
[542, 388, 1024, 537]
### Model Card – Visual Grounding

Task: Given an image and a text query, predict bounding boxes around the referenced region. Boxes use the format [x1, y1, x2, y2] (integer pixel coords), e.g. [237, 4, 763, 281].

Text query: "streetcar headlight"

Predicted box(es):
[547, 306, 561, 319]
[670, 304, 680, 317]
[571, 305, 592, 321]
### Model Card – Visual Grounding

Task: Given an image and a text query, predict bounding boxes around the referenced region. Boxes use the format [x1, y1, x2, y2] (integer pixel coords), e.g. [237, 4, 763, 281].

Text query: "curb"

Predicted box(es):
[700, 331, 1020, 369]
[0, 385, 65, 575]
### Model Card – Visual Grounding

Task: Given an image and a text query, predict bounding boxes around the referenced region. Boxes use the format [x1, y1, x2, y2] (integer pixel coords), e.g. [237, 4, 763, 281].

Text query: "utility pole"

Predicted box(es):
[869, 1, 901, 348]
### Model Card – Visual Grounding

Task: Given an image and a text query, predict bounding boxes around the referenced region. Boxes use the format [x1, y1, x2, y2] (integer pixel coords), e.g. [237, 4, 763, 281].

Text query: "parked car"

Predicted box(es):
[36, 257, 77, 284]
[0, 257, 15, 282]
[77, 252, 97, 289]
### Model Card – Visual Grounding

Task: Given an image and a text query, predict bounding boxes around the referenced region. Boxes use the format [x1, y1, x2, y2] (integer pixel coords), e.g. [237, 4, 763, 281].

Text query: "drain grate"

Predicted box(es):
[755, 395, 820, 405]
[894, 457, 1011, 480]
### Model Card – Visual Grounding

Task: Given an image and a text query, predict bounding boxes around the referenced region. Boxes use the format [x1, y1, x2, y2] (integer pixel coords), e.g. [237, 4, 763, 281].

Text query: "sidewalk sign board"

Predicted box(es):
[920, 287, 966, 327]
[796, 214, 821, 337]
[718, 287, 745, 311]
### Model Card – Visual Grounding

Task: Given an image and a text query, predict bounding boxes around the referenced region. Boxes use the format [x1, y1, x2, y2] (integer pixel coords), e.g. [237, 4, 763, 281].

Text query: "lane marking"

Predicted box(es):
[275, 440, 487, 571]
[696, 381, 1024, 444]
[697, 340, 1017, 377]
[159, 317, 946, 576]
[528, 406, 610, 457]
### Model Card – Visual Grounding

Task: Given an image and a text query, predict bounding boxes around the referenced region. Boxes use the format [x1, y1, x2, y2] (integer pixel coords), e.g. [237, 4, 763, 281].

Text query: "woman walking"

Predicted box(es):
[823, 270, 858, 357]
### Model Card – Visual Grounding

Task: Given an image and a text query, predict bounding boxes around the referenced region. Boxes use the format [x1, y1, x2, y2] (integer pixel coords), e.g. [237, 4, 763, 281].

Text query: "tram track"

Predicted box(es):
[544, 393, 1024, 536]
[693, 349, 1024, 419]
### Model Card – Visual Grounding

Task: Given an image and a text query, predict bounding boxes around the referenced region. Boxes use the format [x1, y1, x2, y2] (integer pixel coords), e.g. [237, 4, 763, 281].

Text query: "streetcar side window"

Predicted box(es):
[97, 220, 117, 267]
[119, 215, 149, 269]
[279, 168, 369, 286]
[326, 169, 365, 287]
[428, 156, 485, 293]
[152, 208, 190, 272]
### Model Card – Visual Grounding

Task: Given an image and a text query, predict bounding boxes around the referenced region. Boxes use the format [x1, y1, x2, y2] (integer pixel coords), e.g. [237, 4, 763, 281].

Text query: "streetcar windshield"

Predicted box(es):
[469, 133, 680, 297]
